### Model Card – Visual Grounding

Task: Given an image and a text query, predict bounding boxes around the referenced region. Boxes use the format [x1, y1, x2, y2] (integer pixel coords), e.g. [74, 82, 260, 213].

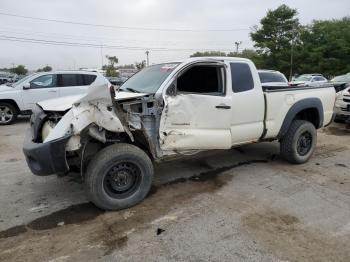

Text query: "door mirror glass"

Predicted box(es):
[23, 83, 30, 90]
[166, 83, 177, 96]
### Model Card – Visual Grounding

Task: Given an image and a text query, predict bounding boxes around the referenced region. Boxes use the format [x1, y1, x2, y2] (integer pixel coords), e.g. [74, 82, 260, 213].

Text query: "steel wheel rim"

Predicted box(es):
[103, 161, 142, 199]
[0, 106, 14, 124]
[297, 131, 313, 156]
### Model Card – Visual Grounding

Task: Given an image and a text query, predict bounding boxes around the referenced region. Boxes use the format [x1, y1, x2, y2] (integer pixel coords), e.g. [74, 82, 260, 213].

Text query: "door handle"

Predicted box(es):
[216, 105, 231, 109]
[48, 90, 57, 93]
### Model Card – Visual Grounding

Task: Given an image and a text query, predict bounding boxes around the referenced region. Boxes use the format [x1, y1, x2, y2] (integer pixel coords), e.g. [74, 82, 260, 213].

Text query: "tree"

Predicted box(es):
[190, 51, 227, 57]
[227, 49, 263, 68]
[10, 65, 28, 75]
[296, 17, 350, 77]
[37, 65, 52, 72]
[103, 55, 119, 77]
[135, 60, 146, 70]
[250, 4, 301, 77]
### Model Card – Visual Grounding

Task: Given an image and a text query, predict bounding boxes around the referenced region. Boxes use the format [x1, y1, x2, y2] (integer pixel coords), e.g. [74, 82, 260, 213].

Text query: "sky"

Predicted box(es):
[0, 0, 349, 70]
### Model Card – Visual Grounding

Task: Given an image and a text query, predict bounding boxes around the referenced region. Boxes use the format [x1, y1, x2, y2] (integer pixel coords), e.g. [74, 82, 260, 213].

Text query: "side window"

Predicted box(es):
[83, 74, 97, 85]
[30, 74, 56, 89]
[177, 65, 225, 95]
[314, 76, 326, 81]
[230, 63, 254, 93]
[58, 74, 83, 87]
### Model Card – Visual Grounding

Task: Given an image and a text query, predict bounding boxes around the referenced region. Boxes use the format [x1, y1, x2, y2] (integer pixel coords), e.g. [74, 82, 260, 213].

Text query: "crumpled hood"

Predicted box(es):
[37, 83, 148, 111]
[38, 94, 85, 111]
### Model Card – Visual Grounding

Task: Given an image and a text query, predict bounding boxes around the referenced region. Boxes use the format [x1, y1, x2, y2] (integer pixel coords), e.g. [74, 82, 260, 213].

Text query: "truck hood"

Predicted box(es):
[37, 83, 148, 111]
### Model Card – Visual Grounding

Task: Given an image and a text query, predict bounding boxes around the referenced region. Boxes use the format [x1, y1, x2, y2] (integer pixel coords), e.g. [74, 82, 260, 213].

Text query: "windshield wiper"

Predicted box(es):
[124, 88, 140, 93]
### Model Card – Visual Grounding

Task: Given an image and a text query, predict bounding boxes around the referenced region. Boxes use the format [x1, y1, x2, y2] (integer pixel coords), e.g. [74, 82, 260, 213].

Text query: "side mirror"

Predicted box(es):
[23, 83, 30, 90]
[166, 83, 177, 96]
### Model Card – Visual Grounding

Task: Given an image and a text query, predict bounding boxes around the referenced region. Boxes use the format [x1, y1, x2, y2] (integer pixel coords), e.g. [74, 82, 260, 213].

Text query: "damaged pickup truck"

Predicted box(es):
[23, 57, 336, 210]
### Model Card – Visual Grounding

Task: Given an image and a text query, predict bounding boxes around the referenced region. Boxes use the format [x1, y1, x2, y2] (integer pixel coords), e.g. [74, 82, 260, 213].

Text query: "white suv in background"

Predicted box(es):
[0, 71, 108, 125]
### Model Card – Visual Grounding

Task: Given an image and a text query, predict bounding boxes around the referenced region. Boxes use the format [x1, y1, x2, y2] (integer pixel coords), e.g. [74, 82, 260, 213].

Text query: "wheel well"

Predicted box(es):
[131, 131, 155, 160]
[0, 99, 20, 113]
[294, 108, 320, 128]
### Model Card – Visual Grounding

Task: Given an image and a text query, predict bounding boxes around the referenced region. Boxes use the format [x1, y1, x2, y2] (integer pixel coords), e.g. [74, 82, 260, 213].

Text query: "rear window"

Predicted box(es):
[58, 74, 97, 87]
[59, 74, 81, 87]
[259, 72, 287, 83]
[83, 74, 97, 85]
[230, 63, 254, 93]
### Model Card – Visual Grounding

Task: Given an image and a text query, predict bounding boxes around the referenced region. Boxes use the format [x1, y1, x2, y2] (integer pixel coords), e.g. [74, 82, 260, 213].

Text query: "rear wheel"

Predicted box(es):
[280, 120, 317, 164]
[84, 143, 154, 210]
[0, 103, 17, 125]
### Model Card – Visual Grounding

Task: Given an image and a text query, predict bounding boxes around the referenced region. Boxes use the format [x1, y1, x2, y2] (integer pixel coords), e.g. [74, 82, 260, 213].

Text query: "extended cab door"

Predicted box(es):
[159, 62, 233, 151]
[22, 74, 59, 111]
[228, 61, 265, 145]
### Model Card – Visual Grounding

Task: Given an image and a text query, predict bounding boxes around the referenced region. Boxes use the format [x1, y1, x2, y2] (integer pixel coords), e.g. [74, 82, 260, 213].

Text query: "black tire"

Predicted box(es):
[0, 103, 18, 125]
[85, 143, 154, 210]
[280, 120, 317, 164]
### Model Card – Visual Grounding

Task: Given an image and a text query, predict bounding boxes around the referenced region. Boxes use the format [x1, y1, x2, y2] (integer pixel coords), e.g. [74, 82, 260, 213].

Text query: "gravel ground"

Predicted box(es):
[0, 120, 349, 262]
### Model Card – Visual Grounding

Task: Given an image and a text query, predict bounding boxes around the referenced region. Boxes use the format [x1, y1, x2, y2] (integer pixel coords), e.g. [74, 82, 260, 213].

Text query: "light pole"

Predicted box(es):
[100, 43, 104, 69]
[234, 41, 242, 54]
[145, 50, 149, 67]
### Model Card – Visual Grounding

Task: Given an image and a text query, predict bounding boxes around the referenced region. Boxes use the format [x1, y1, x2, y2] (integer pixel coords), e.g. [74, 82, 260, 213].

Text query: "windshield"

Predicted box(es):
[259, 72, 287, 83]
[295, 75, 312, 82]
[120, 63, 179, 93]
[12, 74, 36, 87]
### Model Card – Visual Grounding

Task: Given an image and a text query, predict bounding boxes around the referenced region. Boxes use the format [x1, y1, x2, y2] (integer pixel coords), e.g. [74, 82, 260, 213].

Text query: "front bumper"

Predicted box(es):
[23, 129, 71, 176]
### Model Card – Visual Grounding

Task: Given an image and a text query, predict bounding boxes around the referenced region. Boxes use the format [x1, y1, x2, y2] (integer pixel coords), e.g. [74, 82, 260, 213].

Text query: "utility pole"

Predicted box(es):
[289, 39, 294, 81]
[100, 43, 104, 70]
[145, 50, 149, 67]
[234, 41, 242, 54]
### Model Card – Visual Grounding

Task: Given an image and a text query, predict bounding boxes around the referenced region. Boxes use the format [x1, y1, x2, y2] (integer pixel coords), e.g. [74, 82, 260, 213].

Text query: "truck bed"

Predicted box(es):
[263, 85, 335, 139]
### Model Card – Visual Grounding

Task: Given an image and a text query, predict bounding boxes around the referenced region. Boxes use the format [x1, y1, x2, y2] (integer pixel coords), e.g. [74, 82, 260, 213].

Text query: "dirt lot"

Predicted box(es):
[0, 119, 349, 262]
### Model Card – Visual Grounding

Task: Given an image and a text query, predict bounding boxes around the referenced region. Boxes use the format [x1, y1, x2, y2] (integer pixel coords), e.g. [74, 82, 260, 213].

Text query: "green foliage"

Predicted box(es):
[104, 55, 119, 77]
[37, 65, 52, 72]
[190, 51, 227, 57]
[10, 65, 28, 75]
[135, 60, 146, 70]
[250, 4, 300, 76]
[296, 17, 350, 77]
[227, 49, 263, 68]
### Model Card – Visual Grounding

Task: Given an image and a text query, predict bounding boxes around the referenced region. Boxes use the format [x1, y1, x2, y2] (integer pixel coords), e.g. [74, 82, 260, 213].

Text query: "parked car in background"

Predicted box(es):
[290, 74, 328, 87]
[334, 84, 350, 122]
[258, 70, 288, 89]
[331, 73, 350, 93]
[0, 77, 11, 85]
[0, 70, 108, 125]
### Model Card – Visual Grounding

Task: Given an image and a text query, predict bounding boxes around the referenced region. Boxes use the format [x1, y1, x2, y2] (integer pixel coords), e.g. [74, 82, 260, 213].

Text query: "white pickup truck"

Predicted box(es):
[0, 71, 107, 124]
[23, 57, 335, 210]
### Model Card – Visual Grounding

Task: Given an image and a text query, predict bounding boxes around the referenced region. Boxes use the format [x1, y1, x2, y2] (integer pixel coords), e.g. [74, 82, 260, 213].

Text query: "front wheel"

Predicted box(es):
[85, 143, 154, 210]
[280, 120, 317, 164]
[0, 103, 17, 125]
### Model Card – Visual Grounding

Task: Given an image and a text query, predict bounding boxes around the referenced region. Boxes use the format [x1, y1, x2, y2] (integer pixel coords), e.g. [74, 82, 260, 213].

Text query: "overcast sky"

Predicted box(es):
[0, 0, 349, 70]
